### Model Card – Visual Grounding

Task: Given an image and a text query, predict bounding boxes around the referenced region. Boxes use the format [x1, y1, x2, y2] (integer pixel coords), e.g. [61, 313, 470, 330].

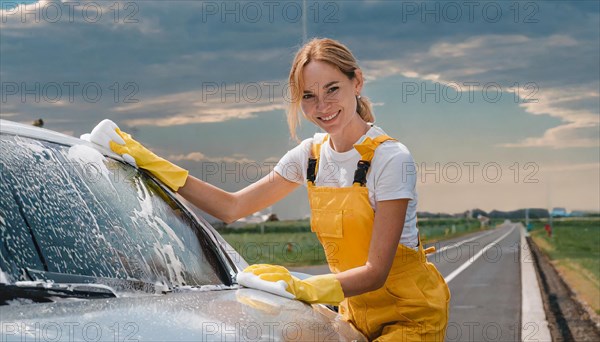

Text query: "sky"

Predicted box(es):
[1, 0, 599, 219]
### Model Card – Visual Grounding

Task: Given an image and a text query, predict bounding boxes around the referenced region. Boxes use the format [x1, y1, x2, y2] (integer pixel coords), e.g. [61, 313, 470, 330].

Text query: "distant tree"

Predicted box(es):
[489, 208, 549, 219]
[418, 212, 452, 218]
[32, 118, 44, 127]
[267, 213, 279, 222]
[212, 221, 228, 229]
[471, 208, 488, 217]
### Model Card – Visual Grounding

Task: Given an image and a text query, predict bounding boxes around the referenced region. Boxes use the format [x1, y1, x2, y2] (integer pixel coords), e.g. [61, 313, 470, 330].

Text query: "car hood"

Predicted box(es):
[0, 288, 366, 341]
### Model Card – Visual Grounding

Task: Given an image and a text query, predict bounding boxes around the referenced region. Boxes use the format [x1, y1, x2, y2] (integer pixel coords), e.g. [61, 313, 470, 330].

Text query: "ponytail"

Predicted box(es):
[357, 95, 375, 123]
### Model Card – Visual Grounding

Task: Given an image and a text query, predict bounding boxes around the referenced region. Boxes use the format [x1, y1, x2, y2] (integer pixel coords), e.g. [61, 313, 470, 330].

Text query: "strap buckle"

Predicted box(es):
[352, 160, 371, 186]
[307, 158, 317, 184]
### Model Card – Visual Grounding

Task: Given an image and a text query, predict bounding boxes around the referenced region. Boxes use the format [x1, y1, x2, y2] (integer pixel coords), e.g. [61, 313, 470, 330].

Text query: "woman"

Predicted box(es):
[87, 38, 450, 341]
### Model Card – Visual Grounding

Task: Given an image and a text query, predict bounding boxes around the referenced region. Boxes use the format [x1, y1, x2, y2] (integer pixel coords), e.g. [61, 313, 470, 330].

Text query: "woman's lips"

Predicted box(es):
[319, 110, 340, 122]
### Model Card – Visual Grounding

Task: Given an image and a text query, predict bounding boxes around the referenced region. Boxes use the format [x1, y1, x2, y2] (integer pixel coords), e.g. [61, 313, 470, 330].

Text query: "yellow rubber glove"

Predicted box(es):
[236, 264, 345, 306]
[110, 128, 188, 191]
[84, 119, 188, 192]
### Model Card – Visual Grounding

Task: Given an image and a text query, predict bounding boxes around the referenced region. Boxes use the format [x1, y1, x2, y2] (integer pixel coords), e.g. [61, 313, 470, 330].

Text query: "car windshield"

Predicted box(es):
[0, 134, 226, 293]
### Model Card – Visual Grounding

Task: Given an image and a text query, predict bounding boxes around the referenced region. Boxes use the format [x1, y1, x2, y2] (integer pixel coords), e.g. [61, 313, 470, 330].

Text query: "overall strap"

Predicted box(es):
[352, 135, 396, 186]
[307, 134, 329, 185]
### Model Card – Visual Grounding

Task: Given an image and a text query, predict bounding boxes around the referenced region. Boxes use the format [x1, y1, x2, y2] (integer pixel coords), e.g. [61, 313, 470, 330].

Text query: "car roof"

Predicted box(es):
[0, 119, 124, 162]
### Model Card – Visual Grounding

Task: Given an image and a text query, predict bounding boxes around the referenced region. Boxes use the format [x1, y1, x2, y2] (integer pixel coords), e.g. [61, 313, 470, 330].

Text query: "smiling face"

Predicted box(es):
[300, 60, 366, 142]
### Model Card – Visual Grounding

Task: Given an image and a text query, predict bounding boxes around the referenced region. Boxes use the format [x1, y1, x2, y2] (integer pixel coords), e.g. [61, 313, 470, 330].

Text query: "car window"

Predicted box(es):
[0, 134, 225, 290]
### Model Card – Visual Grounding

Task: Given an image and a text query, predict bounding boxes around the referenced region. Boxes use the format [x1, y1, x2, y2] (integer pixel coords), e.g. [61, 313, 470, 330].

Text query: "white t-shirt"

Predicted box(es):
[274, 125, 419, 249]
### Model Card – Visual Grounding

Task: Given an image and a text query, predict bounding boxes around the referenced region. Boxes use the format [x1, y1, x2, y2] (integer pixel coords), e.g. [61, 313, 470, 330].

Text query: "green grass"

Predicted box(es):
[216, 219, 311, 235]
[530, 218, 600, 282]
[417, 219, 484, 244]
[220, 232, 326, 266]
[219, 218, 488, 266]
[529, 218, 600, 314]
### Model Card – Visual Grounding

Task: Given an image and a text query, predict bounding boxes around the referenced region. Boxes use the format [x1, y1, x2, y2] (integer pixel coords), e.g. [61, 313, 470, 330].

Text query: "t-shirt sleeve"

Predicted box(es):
[273, 138, 312, 185]
[373, 143, 417, 201]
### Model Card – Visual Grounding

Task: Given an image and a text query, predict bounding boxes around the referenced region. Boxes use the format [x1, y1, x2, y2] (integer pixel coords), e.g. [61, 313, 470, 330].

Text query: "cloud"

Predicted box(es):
[0, 0, 160, 35]
[58, 130, 74, 136]
[541, 162, 600, 172]
[499, 122, 599, 149]
[362, 33, 600, 149]
[168, 151, 269, 165]
[263, 156, 280, 163]
[2, 1, 597, 141]
[168, 152, 207, 162]
[114, 86, 287, 127]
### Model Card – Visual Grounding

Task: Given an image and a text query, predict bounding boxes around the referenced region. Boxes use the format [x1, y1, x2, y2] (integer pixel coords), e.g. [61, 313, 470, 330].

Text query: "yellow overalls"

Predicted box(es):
[307, 134, 450, 341]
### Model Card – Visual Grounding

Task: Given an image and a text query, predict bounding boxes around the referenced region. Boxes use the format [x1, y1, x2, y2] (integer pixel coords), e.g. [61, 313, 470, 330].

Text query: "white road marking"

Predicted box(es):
[444, 225, 516, 284]
[427, 229, 497, 256]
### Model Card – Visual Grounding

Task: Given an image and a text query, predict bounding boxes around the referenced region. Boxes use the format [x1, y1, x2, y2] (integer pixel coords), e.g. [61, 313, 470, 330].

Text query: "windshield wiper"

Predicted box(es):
[0, 281, 117, 305]
[171, 283, 238, 293]
[25, 268, 171, 295]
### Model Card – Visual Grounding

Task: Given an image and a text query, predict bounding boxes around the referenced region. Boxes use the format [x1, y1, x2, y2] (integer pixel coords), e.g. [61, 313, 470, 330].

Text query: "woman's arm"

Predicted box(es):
[177, 171, 301, 224]
[335, 198, 409, 297]
[83, 119, 300, 224]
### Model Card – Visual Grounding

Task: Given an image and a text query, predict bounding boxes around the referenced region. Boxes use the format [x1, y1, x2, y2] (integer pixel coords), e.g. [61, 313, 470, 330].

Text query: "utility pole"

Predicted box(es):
[546, 176, 553, 231]
[302, 0, 307, 42]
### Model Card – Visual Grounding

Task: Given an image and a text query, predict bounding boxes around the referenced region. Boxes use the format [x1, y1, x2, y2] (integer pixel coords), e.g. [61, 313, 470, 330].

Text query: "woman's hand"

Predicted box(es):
[81, 119, 130, 161]
[237, 264, 345, 305]
[83, 119, 189, 191]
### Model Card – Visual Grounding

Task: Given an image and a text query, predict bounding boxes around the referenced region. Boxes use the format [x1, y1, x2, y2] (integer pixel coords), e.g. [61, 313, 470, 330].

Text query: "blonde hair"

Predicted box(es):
[287, 38, 375, 141]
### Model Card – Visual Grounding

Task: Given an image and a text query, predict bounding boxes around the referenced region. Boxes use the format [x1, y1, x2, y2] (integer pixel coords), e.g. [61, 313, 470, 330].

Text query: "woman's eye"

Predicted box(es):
[327, 86, 339, 93]
[302, 94, 314, 100]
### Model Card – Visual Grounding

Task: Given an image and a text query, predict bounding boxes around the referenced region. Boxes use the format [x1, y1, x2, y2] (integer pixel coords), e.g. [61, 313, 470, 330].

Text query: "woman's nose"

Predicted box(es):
[316, 96, 331, 112]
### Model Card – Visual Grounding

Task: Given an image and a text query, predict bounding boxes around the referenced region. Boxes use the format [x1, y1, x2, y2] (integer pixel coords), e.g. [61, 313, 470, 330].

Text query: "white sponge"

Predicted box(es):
[236, 272, 295, 300]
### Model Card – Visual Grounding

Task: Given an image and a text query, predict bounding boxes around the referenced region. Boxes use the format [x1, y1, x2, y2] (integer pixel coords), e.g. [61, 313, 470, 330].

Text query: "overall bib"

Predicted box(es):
[307, 134, 450, 341]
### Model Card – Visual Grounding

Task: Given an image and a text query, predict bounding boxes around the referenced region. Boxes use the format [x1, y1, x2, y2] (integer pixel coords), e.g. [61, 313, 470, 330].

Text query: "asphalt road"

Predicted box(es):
[290, 222, 528, 342]
[429, 223, 522, 341]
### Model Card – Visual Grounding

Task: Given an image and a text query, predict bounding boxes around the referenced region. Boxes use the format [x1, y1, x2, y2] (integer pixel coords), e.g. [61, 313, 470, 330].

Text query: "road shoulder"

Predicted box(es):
[521, 226, 552, 341]
[528, 232, 600, 341]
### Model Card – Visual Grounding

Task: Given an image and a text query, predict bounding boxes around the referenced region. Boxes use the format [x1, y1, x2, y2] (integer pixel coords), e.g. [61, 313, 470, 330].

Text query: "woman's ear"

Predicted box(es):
[354, 68, 364, 94]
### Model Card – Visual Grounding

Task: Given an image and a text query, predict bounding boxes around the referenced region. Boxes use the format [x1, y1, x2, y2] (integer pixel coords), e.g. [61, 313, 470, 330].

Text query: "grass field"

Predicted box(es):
[530, 218, 600, 314]
[220, 232, 326, 266]
[219, 218, 485, 266]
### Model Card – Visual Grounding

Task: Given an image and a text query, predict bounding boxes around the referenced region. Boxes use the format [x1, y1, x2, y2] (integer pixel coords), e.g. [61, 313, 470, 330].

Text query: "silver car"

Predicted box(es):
[0, 120, 366, 341]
